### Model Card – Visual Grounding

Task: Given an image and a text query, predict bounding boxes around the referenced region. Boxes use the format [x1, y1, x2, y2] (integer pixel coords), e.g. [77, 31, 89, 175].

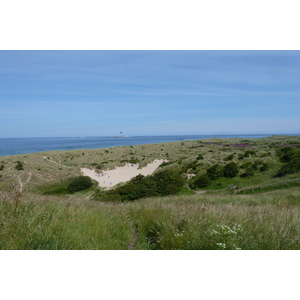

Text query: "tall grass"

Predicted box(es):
[1, 189, 300, 249]
[0, 196, 131, 250]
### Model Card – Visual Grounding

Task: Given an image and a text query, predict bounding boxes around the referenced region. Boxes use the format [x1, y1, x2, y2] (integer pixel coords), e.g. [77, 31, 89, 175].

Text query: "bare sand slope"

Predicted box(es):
[81, 159, 167, 188]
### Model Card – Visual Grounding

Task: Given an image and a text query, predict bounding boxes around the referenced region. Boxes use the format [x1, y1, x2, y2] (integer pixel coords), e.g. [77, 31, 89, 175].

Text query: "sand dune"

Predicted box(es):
[81, 159, 167, 188]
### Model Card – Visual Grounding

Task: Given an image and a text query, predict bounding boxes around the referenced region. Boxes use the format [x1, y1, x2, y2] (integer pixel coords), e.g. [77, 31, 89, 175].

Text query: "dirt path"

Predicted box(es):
[43, 156, 70, 168]
[18, 172, 32, 193]
[196, 190, 207, 194]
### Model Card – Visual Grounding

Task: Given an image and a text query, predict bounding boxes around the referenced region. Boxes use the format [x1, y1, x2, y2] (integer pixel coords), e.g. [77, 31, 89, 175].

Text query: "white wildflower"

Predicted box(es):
[216, 243, 227, 249]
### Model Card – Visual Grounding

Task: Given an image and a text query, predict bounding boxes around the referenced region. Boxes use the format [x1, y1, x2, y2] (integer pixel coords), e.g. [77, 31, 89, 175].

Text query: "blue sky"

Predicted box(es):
[0, 50, 300, 137]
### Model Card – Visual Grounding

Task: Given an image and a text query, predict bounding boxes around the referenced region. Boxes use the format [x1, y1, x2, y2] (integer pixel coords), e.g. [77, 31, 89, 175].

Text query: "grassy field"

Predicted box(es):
[1, 135, 300, 250]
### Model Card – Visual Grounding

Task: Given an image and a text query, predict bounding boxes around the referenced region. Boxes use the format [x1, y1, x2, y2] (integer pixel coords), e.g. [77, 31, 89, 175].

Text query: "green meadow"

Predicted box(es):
[1, 135, 300, 250]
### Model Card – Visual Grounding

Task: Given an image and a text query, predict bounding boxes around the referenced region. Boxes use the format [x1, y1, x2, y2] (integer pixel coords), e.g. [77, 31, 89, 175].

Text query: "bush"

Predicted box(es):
[0, 164, 4, 171]
[224, 154, 234, 161]
[206, 164, 223, 180]
[244, 150, 256, 158]
[238, 154, 244, 160]
[260, 163, 269, 172]
[223, 162, 239, 178]
[95, 169, 185, 202]
[241, 162, 252, 169]
[153, 169, 186, 196]
[277, 147, 300, 163]
[196, 154, 204, 160]
[190, 174, 210, 189]
[67, 176, 93, 193]
[15, 161, 24, 171]
[184, 161, 199, 172]
[159, 161, 175, 168]
[240, 167, 255, 178]
[276, 158, 300, 177]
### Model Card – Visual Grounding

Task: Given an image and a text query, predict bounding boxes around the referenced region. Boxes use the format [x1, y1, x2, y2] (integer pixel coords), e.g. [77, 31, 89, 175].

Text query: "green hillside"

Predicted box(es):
[1, 135, 300, 250]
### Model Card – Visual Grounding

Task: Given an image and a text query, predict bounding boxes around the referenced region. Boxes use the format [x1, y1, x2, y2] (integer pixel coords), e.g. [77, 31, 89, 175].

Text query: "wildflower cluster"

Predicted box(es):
[209, 223, 243, 250]
[174, 230, 184, 237]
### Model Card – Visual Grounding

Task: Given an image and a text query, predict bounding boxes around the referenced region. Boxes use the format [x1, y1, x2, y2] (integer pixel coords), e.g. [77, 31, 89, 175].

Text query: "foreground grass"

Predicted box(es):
[0, 197, 131, 250]
[1, 188, 300, 250]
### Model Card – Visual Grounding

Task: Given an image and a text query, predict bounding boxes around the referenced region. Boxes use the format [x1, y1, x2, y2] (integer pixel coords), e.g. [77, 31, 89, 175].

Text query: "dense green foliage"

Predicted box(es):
[94, 169, 185, 201]
[196, 154, 204, 160]
[207, 164, 223, 180]
[277, 147, 300, 163]
[15, 161, 24, 171]
[223, 162, 239, 178]
[244, 150, 256, 157]
[224, 153, 234, 161]
[189, 174, 210, 189]
[276, 147, 300, 177]
[67, 176, 93, 193]
[276, 158, 300, 177]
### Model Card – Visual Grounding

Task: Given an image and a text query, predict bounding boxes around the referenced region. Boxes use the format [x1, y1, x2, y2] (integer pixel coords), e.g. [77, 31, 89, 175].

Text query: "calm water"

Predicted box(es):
[0, 134, 287, 156]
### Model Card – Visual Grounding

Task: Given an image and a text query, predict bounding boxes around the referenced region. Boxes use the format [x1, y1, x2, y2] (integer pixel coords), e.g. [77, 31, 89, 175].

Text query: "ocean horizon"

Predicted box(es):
[0, 134, 299, 157]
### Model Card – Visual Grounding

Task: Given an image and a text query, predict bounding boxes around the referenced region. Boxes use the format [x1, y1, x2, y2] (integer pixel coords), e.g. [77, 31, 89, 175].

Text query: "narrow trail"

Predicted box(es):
[43, 156, 70, 168]
[18, 172, 32, 193]
[128, 223, 138, 250]
[196, 190, 207, 194]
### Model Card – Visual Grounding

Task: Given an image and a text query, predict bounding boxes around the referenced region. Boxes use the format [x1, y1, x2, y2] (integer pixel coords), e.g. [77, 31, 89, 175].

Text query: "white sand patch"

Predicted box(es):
[81, 159, 167, 188]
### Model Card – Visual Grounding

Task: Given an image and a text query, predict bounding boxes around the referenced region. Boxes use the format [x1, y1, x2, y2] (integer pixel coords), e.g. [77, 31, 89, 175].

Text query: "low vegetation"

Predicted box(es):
[1, 135, 300, 249]
[93, 169, 185, 202]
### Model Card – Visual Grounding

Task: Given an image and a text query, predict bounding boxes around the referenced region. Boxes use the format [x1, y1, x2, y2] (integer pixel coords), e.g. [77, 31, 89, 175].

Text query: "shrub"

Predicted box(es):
[260, 163, 269, 172]
[224, 154, 234, 161]
[240, 167, 255, 178]
[129, 158, 139, 164]
[0, 164, 4, 171]
[67, 176, 93, 193]
[153, 169, 186, 196]
[95, 169, 185, 202]
[206, 164, 223, 180]
[276, 158, 300, 177]
[190, 174, 210, 189]
[15, 161, 24, 171]
[158, 161, 175, 168]
[241, 162, 252, 169]
[223, 162, 239, 178]
[252, 161, 260, 170]
[184, 161, 199, 172]
[244, 150, 256, 158]
[196, 154, 204, 160]
[277, 147, 300, 163]
[238, 154, 244, 160]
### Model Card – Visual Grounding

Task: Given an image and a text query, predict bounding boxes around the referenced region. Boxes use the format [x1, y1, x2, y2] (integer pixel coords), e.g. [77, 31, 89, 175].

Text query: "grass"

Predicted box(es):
[176, 187, 196, 195]
[1, 188, 300, 249]
[238, 178, 300, 194]
[1, 135, 300, 249]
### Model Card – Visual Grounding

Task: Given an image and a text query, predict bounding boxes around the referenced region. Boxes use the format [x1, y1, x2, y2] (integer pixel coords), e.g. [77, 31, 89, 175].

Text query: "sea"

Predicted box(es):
[0, 134, 296, 156]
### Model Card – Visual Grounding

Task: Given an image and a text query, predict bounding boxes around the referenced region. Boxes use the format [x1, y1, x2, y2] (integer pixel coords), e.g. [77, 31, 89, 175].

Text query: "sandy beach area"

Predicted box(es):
[81, 159, 167, 188]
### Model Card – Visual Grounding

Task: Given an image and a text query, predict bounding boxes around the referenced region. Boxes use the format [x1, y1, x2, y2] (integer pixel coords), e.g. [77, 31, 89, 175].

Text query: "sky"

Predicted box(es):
[0, 50, 300, 138]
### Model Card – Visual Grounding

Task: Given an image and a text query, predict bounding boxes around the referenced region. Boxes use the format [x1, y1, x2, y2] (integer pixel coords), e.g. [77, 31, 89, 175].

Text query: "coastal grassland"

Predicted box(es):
[1, 135, 300, 249]
[0, 196, 131, 250]
[1, 188, 300, 250]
